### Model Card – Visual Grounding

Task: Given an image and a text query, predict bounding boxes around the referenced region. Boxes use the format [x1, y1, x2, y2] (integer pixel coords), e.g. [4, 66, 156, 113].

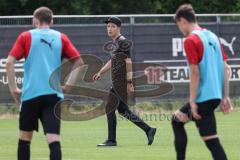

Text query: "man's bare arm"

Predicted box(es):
[189, 64, 201, 120]
[125, 58, 134, 93]
[93, 60, 111, 81]
[189, 64, 200, 103]
[6, 56, 17, 91]
[98, 60, 112, 75]
[223, 62, 230, 98]
[65, 57, 84, 85]
[221, 61, 233, 113]
[6, 55, 22, 105]
[125, 58, 132, 81]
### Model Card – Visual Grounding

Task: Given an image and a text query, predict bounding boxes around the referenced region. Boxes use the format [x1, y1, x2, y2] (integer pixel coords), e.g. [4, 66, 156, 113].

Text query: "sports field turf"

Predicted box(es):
[0, 112, 239, 160]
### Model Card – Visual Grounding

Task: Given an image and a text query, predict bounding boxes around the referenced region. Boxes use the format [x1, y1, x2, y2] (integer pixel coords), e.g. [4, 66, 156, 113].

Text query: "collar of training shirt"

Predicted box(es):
[113, 34, 122, 42]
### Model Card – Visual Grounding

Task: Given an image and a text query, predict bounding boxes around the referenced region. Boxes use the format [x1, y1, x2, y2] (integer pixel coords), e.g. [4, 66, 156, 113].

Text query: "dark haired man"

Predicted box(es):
[172, 4, 232, 160]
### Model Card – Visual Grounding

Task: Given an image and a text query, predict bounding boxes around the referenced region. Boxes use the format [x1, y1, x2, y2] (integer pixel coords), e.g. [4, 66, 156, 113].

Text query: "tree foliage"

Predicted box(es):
[0, 0, 239, 15]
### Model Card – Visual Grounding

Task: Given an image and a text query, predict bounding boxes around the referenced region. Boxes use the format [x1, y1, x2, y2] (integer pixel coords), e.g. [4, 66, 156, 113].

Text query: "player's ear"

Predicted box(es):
[32, 17, 38, 28]
[50, 19, 53, 26]
[118, 26, 121, 32]
[181, 18, 189, 25]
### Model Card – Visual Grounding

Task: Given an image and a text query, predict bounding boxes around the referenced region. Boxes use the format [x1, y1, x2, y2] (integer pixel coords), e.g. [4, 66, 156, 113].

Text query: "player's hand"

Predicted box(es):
[10, 88, 22, 107]
[190, 102, 202, 120]
[93, 72, 101, 81]
[127, 83, 134, 94]
[221, 97, 233, 114]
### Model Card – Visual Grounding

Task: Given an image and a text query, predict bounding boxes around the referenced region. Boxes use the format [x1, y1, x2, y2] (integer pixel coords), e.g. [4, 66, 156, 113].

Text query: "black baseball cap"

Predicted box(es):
[104, 16, 122, 27]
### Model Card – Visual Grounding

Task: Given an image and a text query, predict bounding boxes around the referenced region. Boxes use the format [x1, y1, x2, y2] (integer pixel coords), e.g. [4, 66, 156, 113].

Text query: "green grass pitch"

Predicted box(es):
[0, 112, 239, 160]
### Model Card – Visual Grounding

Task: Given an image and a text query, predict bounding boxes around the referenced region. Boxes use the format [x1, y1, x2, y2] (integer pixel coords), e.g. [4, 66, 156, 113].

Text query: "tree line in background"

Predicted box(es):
[0, 0, 239, 15]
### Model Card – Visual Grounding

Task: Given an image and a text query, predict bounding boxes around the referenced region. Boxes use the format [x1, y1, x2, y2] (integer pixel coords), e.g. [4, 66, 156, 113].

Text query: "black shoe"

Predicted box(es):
[146, 128, 157, 145]
[97, 140, 117, 147]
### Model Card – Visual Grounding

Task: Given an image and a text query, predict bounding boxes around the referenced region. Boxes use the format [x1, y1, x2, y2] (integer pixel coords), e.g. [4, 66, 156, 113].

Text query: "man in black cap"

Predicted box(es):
[93, 16, 156, 147]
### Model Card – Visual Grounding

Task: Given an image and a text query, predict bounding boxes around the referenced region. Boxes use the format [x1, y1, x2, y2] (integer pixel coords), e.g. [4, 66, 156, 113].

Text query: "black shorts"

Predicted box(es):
[179, 99, 221, 136]
[19, 94, 61, 134]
